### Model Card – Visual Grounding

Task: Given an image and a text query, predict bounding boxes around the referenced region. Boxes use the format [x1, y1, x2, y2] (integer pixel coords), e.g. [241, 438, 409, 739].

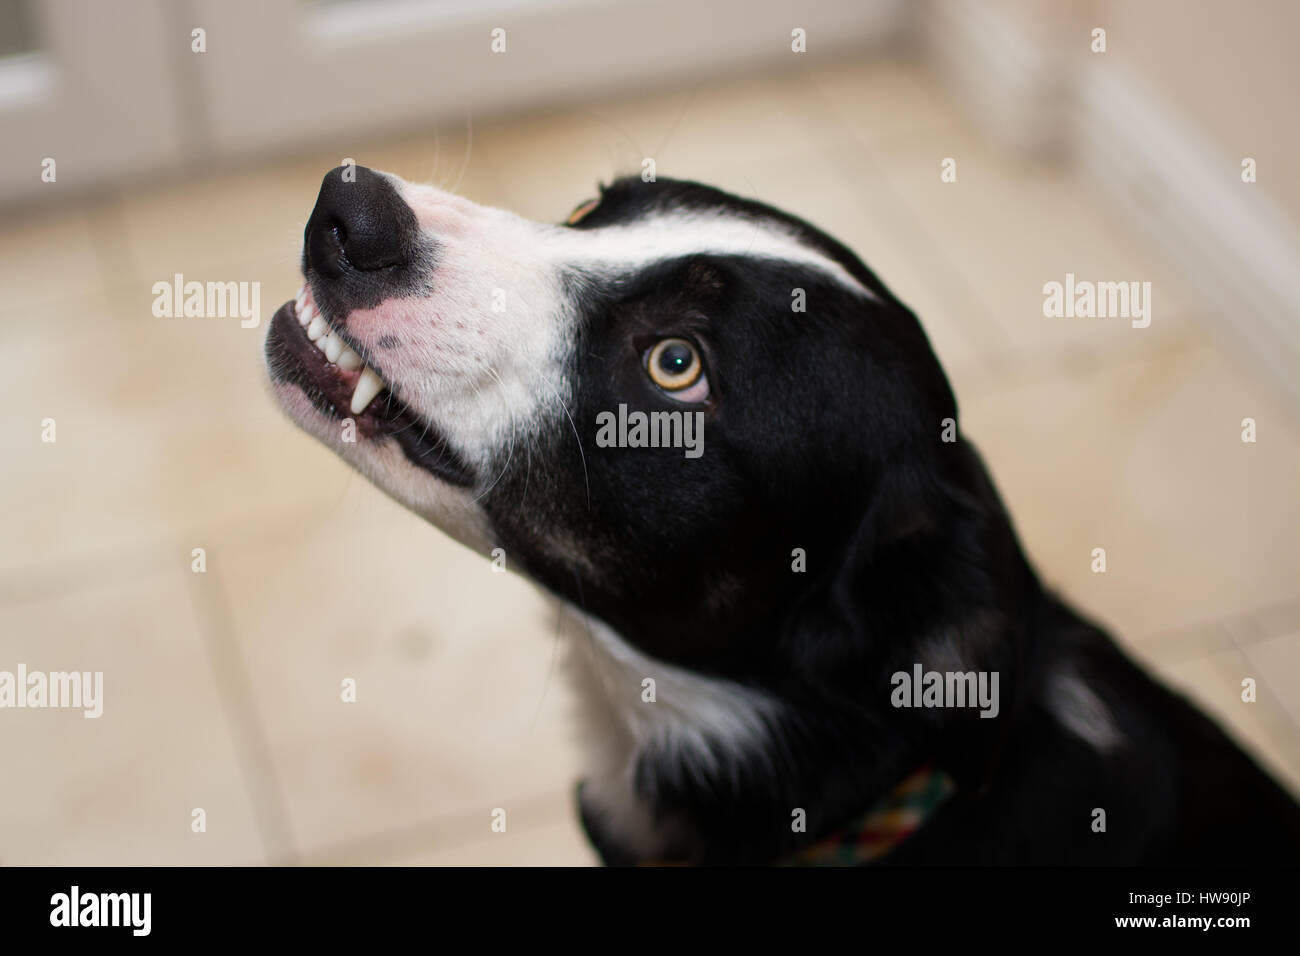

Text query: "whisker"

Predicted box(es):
[492, 333, 591, 510]
[445, 109, 474, 196]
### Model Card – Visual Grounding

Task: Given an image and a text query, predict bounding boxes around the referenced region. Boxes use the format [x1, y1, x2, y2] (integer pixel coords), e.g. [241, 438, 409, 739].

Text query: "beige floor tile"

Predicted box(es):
[963, 344, 1300, 641]
[685, 141, 1012, 374]
[0, 570, 268, 864]
[400, 818, 597, 866]
[1127, 620, 1236, 669]
[0, 207, 105, 317]
[816, 142, 1020, 373]
[1156, 648, 1300, 796]
[1, 289, 111, 346]
[470, 68, 847, 223]
[103, 170, 312, 292]
[210, 499, 585, 857]
[587, 67, 844, 170]
[802, 55, 966, 145]
[303, 787, 596, 866]
[0, 277, 366, 583]
[1239, 631, 1300, 735]
[1232, 597, 1300, 645]
[837, 125, 1195, 364]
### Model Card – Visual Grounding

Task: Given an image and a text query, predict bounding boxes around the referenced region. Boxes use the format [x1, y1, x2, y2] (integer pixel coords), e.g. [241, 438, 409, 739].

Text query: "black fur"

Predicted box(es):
[474, 177, 1300, 865]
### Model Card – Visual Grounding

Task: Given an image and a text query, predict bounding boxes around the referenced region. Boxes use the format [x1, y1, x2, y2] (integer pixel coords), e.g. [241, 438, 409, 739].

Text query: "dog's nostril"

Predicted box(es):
[304, 165, 410, 279]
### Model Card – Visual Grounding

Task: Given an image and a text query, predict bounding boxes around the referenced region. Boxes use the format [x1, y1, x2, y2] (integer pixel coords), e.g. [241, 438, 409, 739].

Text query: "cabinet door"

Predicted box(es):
[0, 0, 182, 204]
[187, 0, 905, 158]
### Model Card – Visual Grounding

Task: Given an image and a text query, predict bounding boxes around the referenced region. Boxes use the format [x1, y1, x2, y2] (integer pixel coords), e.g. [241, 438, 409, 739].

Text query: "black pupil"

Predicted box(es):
[658, 343, 693, 376]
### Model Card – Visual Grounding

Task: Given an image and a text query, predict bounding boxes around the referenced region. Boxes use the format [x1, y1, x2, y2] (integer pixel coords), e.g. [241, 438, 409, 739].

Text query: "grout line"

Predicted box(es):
[1135, 625, 1300, 793]
[1225, 620, 1300, 741]
[1136, 596, 1300, 666]
[184, 566, 302, 865]
[295, 787, 577, 866]
[0, 502, 336, 612]
[795, 63, 1020, 364]
[822, 138, 1022, 365]
[947, 321, 1202, 399]
[84, 199, 142, 301]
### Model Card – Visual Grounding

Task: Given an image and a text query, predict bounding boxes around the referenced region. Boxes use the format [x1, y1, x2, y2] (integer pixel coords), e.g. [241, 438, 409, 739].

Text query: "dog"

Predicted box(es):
[265, 165, 1300, 865]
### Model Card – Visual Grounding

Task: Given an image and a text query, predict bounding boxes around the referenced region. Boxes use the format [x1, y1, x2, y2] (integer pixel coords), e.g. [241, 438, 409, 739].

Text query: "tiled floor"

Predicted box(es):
[0, 56, 1296, 865]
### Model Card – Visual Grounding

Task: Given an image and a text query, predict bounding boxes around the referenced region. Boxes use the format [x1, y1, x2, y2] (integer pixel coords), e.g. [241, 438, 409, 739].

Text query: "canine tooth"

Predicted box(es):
[324, 332, 344, 363]
[337, 347, 363, 371]
[307, 315, 328, 341]
[350, 366, 385, 414]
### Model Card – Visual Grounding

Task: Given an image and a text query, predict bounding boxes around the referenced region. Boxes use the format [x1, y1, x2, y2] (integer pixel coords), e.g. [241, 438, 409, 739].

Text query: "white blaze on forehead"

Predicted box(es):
[536, 212, 879, 301]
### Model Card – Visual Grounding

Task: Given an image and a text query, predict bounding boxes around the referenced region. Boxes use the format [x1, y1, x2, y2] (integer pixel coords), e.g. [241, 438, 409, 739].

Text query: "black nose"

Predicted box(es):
[304, 165, 415, 279]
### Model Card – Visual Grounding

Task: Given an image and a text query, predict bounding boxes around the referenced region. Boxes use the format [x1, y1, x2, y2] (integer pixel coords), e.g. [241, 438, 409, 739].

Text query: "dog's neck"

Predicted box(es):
[555, 447, 1055, 864]
[562, 609, 781, 863]
[562, 608, 973, 865]
[578, 761, 956, 866]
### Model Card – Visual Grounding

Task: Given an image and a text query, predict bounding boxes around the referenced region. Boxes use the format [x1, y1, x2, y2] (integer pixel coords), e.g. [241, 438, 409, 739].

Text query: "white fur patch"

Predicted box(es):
[560, 606, 780, 857]
[1046, 670, 1124, 754]
[537, 212, 879, 301]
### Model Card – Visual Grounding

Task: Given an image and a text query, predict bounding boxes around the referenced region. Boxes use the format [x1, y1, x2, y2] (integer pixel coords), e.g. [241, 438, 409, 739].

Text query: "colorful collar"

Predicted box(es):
[782, 762, 955, 866]
[625, 763, 955, 866]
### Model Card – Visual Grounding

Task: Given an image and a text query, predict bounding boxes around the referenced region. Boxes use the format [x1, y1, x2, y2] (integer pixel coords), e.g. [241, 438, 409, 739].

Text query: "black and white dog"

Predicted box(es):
[265, 166, 1300, 865]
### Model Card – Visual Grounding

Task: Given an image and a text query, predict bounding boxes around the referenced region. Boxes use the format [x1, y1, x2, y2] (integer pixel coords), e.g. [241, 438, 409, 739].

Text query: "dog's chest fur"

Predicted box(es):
[559, 605, 781, 861]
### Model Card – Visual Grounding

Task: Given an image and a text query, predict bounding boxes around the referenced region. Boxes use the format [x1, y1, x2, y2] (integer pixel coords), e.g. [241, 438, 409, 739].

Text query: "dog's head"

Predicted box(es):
[266, 165, 978, 672]
[266, 165, 1037, 860]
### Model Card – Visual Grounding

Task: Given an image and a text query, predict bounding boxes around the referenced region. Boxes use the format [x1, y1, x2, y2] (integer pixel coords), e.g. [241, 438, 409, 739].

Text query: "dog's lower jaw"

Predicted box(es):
[270, 378, 496, 557]
[347, 436, 496, 555]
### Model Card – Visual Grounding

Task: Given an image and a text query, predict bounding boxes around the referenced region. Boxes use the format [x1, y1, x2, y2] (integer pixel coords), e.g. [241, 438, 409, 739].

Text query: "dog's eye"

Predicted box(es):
[645, 338, 708, 402]
[566, 197, 600, 226]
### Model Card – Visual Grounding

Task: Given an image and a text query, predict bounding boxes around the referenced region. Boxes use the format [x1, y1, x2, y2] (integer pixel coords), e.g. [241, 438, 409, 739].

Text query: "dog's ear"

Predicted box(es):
[784, 425, 1026, 695]
[814, 234, 961, 444]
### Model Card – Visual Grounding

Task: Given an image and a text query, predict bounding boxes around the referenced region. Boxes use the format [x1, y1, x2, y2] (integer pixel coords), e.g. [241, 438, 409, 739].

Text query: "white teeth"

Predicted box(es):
[324, 331, 345, 363]
[292, 293, 380, 409]
[350, 366, 385, 415]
